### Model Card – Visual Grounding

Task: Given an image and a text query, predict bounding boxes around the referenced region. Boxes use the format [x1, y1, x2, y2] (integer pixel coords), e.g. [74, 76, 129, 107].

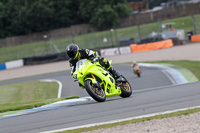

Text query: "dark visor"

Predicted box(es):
[67, 51, 76, 58]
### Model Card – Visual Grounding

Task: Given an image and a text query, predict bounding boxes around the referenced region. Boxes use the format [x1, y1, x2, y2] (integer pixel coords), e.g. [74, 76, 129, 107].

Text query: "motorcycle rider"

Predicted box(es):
[131, 61, 138, 68]
[66, 43, 121, 79]
[131, 61, 141, 72]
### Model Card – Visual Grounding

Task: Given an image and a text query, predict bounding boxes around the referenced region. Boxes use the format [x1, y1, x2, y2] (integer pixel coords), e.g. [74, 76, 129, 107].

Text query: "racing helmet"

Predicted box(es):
[132, 61, 137, 66]
[66, 43, 79, 59]
[133, 61, 137, 64]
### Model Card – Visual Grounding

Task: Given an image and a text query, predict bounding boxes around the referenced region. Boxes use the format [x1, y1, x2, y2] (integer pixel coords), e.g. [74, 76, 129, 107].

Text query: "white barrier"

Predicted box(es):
[100, 46, 131, 56]
[100, 48, 119, 56]
[5, 59, 24, 69]
[119, 46, 131, 54]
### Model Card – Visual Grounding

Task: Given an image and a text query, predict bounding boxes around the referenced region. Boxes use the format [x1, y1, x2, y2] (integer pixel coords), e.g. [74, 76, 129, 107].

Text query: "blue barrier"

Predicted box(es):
[0, 63, 6, 71]
[0, 59, 24, 71]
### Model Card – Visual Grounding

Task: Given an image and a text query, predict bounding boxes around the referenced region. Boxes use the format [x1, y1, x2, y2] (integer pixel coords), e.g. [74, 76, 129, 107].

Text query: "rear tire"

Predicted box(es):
[84, 80, 106, 102]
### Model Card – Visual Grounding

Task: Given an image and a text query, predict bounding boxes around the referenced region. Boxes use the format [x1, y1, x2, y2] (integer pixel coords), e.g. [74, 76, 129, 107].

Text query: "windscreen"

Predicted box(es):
[75, 59, 87, 71]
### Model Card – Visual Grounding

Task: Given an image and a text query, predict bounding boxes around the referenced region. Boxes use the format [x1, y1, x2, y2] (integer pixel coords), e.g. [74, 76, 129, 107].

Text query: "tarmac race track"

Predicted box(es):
[0, 64, 173, 97]
[0, 64, 200, 133]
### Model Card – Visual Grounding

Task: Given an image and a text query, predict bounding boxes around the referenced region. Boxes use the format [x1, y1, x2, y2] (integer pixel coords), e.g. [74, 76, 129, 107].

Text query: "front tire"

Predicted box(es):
[117, 76, 132, 98]
[84, 80, 106, 102]
[137, 73, 141, 77]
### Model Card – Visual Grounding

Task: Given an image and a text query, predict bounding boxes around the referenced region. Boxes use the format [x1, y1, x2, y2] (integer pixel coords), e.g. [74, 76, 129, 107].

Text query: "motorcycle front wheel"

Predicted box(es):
[117, 76, 132, 98]
[84, 79, 106, 102]
[137, 73, 141, 77]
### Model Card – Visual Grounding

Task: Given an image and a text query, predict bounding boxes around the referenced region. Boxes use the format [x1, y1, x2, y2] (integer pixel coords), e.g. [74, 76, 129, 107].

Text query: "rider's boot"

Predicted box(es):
[108, 67, 120, 79]
[98, 57, 120, 79]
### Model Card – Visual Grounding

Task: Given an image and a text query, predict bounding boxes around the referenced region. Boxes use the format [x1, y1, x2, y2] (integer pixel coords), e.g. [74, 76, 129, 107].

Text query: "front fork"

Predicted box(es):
[91, 74, 102, 91]
[84, 74, 102, 91]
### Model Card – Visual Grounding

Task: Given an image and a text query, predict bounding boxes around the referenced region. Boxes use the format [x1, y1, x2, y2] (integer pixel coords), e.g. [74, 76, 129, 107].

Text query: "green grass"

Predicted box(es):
[0, 96, 79, 113]
[1, 14, 200, 63]
[0, 41, 51, 63]
[0, 80, 79, 113]
[0, 81, 59, 104]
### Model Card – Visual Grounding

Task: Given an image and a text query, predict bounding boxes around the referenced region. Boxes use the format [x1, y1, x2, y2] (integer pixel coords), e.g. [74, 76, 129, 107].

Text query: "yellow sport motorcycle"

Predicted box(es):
[72, 59, 132, 102]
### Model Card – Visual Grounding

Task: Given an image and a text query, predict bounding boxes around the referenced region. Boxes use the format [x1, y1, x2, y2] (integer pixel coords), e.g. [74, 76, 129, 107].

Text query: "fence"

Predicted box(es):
[1, 15, 200, 63]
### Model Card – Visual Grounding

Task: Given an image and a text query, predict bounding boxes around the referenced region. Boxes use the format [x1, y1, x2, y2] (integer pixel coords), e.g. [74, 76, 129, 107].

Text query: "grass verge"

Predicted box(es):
[0, 80, 80, 113]
[0, 81, 59, 104]
[0, 96, 79, 113]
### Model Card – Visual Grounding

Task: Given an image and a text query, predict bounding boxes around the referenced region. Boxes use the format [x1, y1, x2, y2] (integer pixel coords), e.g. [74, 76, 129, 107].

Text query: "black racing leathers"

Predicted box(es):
[69, 48, 120, 79]
[69, 48, 98, 75]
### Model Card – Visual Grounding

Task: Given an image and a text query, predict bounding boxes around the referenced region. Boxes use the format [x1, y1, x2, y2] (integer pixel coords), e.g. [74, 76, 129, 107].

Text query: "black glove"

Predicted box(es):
[91, 57, 99, 63]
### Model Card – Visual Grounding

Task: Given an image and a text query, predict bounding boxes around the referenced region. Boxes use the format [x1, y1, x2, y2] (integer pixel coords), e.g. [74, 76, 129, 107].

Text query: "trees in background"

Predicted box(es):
[78, 0, 132, 29]
[0, 0, 131, 38]
[0, 0, 76, 38]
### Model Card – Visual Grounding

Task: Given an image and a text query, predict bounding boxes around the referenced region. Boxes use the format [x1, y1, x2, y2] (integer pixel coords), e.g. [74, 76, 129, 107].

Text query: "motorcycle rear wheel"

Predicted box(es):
[84, 79, 106, 102]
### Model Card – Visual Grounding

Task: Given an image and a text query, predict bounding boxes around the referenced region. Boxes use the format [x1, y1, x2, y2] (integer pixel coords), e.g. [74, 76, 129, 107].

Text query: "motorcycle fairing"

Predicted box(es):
[85, 66, 121, 97]
[74, 59, 121, 97]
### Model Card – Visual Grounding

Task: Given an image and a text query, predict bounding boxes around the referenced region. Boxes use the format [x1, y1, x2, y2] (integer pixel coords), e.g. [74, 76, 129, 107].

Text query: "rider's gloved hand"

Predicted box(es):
[91, 57, 99, 63]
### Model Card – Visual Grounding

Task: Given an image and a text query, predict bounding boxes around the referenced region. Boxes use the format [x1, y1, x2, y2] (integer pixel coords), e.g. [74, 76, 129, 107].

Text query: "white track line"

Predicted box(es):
[161, 70, 176, 85]
[139, 63, 188, 84]
[40, 79, 62, 98]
